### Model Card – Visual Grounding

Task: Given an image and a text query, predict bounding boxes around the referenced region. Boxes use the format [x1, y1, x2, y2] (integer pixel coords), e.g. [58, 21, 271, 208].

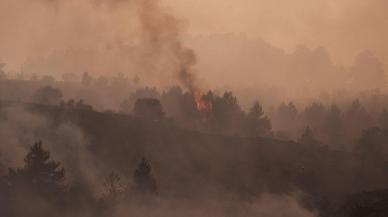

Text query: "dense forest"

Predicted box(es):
[2, 73, 388, 217]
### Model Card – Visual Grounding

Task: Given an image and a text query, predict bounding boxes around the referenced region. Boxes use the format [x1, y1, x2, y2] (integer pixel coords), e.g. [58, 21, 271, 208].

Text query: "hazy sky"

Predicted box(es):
[163, 0, 388, 66]
[0, 0, 387, 78]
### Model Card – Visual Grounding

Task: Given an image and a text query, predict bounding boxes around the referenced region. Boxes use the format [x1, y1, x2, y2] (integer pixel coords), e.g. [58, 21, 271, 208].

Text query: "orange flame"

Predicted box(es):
[194, 91, 212, 113]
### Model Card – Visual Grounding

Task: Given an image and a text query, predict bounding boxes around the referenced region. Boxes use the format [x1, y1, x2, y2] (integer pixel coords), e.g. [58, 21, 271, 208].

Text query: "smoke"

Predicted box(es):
[113, 193, 317, 217]
[0, 106, 320, 217]
[186, 35, 387, 109]
[135, 0, 199, 91]
[0, 0, 199, 90]
[2, 0, 386, 102]
[164, 0, 388, 68]
[0, 105, 103, 194]
[0, 106, 46, 167]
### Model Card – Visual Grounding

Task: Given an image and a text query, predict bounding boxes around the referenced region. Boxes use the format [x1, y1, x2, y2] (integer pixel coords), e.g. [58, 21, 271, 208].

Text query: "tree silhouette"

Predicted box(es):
[345, 99, 372, 141]
[33, 86, 63, 105]
[75, 99, 93, 111]
[40, 75, 55, 84]
[303, 102, 326, 128]
[62, 72, 78, 83]
[160, 86, 185, 119]
[378, 109, 388, 130]
[323, 104, 344, 146]
[0, 175, 11, 216]
[81, 71, 93, 87]
[133, 157, 157, 194]
[121, 87, 160, 114]
[0, 63, 6, 80]
[95, 76, 109, 88]
[273, 101, 299, 139]
[133, 98, 164, 120]
[278, 102, 298, 121]
[8, 141, 65, 195]
[299, 126, 317, 145]
[180, 92, 199, 122]
[103, 171, 124, 201]
[212, 91, 244, 134]
[350, 51, 386, 89]
[356, 127, 388, 161]
[246, 101, 271, 136]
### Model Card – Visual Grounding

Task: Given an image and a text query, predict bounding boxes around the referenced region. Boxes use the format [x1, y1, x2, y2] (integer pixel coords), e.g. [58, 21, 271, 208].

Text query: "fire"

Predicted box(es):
[194, 91, 213, 113]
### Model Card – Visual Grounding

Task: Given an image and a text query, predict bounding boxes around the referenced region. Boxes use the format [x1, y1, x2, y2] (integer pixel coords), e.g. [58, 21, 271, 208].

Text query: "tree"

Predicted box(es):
[378, 109, 388, 130]
[350, 51, 386, 90]
[161, 86, 184, 119]
[33, 86, 63, 105]
[133, 98, 164, 120]
[62, 72, 78, 83]
[110, 73, 129, 94]
[246, 101, 271, 136]
[95, 76, 109, 88]
[40, 75, 55, 84]
[8, 141, 65, 195]
[278, 102, 298, 121]
[356, 127, 388, 158]
[0, 153, 5, 176]
[323, 105, 344, 146]
[303, 102, 326, 128]
[212, 91, 244, 134]
[75, 99, 93, 111]
[345, 99, 372, 141]
[132, 157, 157, 194]
[103, 171, 124, 201]
[180, 91, 199, 122]
[121, 87, 160, 114]
[273, 102, 299, 138]
[81, 71, 93, 87]
[0, 174, 11, 216]
[348, 99, 362, 115]
[299, 126, 317, 145]
[0, 63, 6, 80]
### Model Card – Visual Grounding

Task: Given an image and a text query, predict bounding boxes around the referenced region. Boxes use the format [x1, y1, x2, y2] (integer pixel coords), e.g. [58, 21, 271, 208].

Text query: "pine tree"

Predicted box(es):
[323, 105, 344, 146]
[299, 126, 317, 145]
[246, 101, 271, 136]
[8, 141, 65, 195]
[133, 157, 157, 194]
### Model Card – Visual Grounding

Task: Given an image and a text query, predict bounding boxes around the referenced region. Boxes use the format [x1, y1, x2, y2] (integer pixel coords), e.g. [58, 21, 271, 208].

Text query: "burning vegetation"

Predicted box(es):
[194, 91, 213, 113]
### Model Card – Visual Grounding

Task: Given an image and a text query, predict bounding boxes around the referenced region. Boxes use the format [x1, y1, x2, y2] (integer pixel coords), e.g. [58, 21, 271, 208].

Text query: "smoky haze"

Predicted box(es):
[0, 0, 200, 90]
[2, 1, 388, 217]
[165, 0, 388, 66]
[1, 0, 387, 99]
